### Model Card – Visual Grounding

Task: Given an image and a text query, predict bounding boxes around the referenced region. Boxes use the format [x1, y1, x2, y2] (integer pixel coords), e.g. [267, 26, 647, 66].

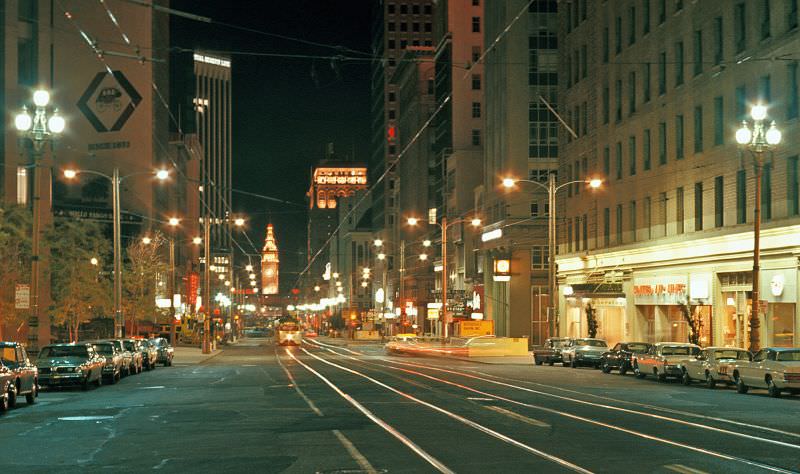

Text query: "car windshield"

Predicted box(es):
[123, 341, 135, 351]
[551, 340, 569, 348]
[39, 346, 89, 358]
[714, 350, 751, 360]
[93, 345, 114, 356]
[776, 350, 800, 362]
[575, 339, 606, 347]
[661, 346, 698, 356]
[626, 343, 650, 353]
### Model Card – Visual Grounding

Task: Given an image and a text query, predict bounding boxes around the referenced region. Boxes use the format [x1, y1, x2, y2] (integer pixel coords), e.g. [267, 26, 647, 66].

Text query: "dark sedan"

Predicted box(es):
[149, 337, 174, 366]
[0, 342, 39, 407]
[36, 343, 104, 390]
[600, 342, 654, 375]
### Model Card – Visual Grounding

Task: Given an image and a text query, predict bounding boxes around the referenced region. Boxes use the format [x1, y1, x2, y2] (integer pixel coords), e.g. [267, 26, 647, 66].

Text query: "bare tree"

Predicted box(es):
[123, 232, 168, 337]
[679, 300, 703, 346]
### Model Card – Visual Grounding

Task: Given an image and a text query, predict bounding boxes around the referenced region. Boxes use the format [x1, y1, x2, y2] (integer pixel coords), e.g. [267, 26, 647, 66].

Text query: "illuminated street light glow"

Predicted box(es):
[234, 217, 245, 226]
[156, 169, 169, 180]
[249, 273, 256, 279]
[589, 178, 603, 189]
[423, 239, 431, 247]
[361, 281, 368, 287]
[224, 280, 230, 286]
[33, 90, 50, 107]
[407, 217, 419, 226]
[502, 178, 516, 188]
[470, 218, 482, 227]
[314, 285, 320, 292]
[14, 111, 32, 132]
[47, 113, 65, 134]
[63, 169, 77, 179]
[218, 274, 226, 280]
[419, 253, 428, 261]
[373, 239, 383, 247]
[168, 217, 180, 226]
[90, 257, 99, 266]
[377, 252, 386, 260]
[192, 237, 202, 245]
[142, 236, 152, 245]
[245, 264, 253, 272]
[751, 104, 767, 121]
[332, 272, 339, 279]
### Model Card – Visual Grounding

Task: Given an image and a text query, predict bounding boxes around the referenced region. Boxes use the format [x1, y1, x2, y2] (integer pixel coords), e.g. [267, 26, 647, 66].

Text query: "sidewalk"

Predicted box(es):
[172, 345, 223, 365]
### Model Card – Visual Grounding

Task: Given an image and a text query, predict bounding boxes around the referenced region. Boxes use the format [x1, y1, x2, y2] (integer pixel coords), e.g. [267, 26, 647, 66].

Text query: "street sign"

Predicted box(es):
[15, 284, 30, 310]
[77, 71, 142, 133]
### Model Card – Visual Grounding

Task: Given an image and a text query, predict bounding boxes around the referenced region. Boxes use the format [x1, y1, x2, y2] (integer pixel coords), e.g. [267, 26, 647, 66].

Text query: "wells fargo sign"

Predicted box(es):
[633, 276, 687, 305]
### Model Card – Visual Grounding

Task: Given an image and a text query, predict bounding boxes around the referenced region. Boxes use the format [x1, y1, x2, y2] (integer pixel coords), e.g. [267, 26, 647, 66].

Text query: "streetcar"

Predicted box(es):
[276, 321, 303, 346]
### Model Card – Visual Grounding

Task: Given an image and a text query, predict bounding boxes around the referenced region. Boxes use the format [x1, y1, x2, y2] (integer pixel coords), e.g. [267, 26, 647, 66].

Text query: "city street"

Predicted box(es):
[0, 338, 798, 473]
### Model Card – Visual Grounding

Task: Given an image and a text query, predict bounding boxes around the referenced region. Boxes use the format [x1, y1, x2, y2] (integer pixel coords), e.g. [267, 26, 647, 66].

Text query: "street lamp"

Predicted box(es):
[64, 167, 169, 338]
[502, 174, 603, 341]
[15, 89, 65, 348]
[407, 214, 482, 341]
[735, 104, 782, 352]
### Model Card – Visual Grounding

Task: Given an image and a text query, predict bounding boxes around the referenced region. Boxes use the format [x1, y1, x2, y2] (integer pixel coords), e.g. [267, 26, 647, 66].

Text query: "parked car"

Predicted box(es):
[678, 346, 751, 388]
[122, 339, 144, 374]
[633, 342, 701, 381]
[0, 342, 38, 407]
[139, 339, 159, 370]
[533, 338, 572, 366]
[733, 347, 800, 397]
[101, 339, 133, 376]
[561, 338, 608, 368]
[91, 342, 124, 384]
[600, 342, 653, 375]
[149, 337, 174, 366]
[0, 361, 13, 412]
[37, 343, 104, 390]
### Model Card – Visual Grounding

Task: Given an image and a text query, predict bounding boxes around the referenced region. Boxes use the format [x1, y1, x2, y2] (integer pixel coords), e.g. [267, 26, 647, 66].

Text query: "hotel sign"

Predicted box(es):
[633, 276, 687, 305]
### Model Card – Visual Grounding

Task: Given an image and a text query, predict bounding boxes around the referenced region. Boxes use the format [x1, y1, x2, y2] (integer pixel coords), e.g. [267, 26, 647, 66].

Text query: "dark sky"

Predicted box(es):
[170, 1, 373, 291]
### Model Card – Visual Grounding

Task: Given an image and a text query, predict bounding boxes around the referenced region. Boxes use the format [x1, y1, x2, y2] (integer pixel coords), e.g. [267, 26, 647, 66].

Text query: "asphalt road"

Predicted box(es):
[1, 337, 799, 473]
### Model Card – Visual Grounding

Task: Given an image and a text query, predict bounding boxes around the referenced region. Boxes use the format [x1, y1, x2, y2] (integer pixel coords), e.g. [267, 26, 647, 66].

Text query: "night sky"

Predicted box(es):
[170, 1, 373, 291]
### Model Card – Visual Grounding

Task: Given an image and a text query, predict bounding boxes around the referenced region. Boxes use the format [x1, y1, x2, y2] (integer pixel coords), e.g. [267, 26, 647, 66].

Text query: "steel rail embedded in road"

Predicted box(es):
[283, 348, 454, 474]
[303, 340, 800, 473]
[297, 346, 595, 474]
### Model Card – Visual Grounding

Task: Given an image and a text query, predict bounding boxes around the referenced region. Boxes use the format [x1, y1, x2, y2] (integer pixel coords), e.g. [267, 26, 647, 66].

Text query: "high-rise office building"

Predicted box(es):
[558, 1, 800, 349]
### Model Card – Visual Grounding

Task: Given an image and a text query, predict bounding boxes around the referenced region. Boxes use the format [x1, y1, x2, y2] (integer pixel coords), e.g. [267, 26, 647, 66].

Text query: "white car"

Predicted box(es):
[733, 347, 800, 397]
[561, 338, 608, 368]
[678, 346, 751, 388]
[633, 342, 701, 381]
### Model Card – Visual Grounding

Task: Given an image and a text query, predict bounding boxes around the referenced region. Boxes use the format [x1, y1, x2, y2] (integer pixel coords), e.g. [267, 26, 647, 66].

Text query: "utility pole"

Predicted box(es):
[547, 172, 557, 339]
[441, 216, 448, 343]
[169, 237, 176, 345]
[112, 167, 123, 338]
[202, 217, 211, 354]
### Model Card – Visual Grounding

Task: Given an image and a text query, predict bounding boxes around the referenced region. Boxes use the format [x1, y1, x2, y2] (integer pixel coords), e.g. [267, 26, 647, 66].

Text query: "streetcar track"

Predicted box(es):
[304, 343, 796, 474]
[306, 339, 800, 444]
[298, 346, 594, 474]
[283, 349, 455, 474]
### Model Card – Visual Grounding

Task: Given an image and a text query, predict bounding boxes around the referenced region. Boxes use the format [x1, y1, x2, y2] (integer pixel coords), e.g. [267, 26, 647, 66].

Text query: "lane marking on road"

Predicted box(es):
[299, 347, 592, 474]
[137, 386, 165, 390]
[466, 397, 495, 401]
[380, 359, 800, 451]
[467, 370, 800, 441]
[305, 338, 364, 356]
[484, 405, 551, 428]
[664, 464, 710, 474]
[275, 347, 323, 417]
[58, 416, 114, 421]
[210, 377, 226, 385]
[333, 429, 379, 474]
[286, 349, 455, 474]
[242, 364, 258, 367]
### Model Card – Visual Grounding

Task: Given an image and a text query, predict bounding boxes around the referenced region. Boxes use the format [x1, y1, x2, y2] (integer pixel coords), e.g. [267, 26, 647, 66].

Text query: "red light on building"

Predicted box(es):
[387, 124, 397, 141]
[291, 288, 300, 295]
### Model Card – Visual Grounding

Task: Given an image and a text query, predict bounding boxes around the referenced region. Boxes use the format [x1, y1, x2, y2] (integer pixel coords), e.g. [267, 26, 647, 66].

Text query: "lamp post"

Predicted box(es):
[735, 104, 782, 352]
[64, 167, 169, 337]
[407, 215, 481, 342]
[15, 90, 65, 348]
[502, 176, 602, 341]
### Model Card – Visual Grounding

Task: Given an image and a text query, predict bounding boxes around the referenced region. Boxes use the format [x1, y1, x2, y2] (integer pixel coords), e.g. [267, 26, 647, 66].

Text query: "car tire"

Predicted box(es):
[563, 359, 570, 367]
[619, 364, 628, 376]
[656, 369, 667, 383]
[82, 375, 90, 391]
[767, 378, 781, 398]
[535, 358, 543, 366]
[8, 383, 18, 408]
[681, 371, 691, 386]
[571, 358, 578, 368]
[601, 362, 611, 374]
[705, 372, 716, 389]
[634, 363, 646, 379]
[95, 373, 102, 388]
[26, 382, 37, 404]
[735, 376, 749, 394]
[548, 360, 554, 366]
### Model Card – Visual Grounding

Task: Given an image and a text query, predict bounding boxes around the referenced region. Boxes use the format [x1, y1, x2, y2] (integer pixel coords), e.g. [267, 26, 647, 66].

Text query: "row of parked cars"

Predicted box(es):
[533, 337, 800, 398]
[0, 337, 174, 412]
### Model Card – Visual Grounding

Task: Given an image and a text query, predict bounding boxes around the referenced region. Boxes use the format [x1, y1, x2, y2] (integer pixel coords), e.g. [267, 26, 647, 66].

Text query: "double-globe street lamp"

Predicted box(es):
[15, 90, 65, 344]
[406, 215, 482, 342]
[502, 175, 602, 341]
[735, 104, 782, 352]
[64, 167, 170, 338]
